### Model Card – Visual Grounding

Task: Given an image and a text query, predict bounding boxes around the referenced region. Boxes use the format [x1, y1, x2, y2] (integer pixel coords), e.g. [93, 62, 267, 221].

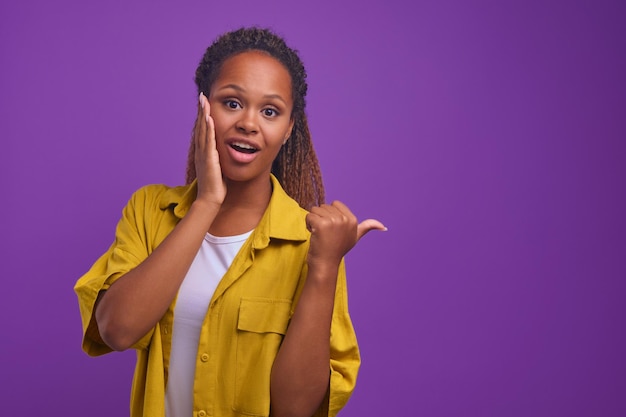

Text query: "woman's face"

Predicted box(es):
[208, 50, 294, 184]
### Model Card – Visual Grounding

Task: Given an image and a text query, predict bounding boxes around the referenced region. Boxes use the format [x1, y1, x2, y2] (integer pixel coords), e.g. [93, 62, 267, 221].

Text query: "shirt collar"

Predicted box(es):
[158, 174, 309, 245]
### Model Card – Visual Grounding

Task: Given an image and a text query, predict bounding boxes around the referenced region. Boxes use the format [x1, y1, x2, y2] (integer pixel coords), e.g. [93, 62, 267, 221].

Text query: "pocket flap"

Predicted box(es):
[237, 297, 292, 335]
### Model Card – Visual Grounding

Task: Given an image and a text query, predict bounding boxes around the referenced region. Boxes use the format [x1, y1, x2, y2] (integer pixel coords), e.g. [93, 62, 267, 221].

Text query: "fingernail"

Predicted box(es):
[199, 92, 205, 108]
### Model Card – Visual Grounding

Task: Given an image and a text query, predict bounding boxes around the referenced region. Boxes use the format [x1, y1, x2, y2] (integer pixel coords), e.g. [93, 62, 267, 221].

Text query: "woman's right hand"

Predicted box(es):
[194, 92, 226, 207]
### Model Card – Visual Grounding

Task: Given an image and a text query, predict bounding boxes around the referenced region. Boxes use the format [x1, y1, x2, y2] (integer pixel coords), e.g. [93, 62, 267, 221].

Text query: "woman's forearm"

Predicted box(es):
[270, 263, 339, 417]
[95, 200, 220, 351]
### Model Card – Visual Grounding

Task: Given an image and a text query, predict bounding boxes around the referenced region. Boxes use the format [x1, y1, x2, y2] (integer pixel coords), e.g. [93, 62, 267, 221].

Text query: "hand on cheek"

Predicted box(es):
[193, 93, 226, 207]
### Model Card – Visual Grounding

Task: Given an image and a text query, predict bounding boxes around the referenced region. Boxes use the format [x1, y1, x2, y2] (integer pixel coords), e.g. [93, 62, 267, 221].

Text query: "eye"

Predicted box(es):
[224, 100, 241, 110]
[262, 108, 279, 117]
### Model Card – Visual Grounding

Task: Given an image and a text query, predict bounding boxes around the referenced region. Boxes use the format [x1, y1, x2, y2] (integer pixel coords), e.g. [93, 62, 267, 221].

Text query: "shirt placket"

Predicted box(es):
[193, 297, 219, 417]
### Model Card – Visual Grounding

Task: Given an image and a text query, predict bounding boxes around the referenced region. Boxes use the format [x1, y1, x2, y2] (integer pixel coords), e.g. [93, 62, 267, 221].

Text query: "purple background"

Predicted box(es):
[2, 0, 625, 415]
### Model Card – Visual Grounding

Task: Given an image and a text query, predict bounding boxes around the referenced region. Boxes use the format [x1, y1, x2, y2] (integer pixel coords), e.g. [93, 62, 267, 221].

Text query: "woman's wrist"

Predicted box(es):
[190, 197, 222, 214]
[186, 199, 221, 232]
[306, 258, 340, 286]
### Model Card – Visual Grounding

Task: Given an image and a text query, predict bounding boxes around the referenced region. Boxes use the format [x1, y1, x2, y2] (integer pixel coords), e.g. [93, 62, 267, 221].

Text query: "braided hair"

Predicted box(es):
[185, 27, 325, 210]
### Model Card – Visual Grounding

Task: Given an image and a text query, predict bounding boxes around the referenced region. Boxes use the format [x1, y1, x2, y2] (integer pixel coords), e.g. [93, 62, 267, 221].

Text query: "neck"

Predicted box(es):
[208, 175, 272, 236]
[222, 175, 272, 208]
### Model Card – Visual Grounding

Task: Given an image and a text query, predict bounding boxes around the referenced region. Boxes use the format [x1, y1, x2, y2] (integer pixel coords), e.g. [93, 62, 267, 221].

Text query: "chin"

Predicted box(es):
[221, 167, 270, 184]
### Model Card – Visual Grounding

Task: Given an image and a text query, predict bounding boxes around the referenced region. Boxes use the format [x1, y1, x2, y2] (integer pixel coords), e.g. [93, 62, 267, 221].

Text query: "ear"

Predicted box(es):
[283, 118, 295, 145]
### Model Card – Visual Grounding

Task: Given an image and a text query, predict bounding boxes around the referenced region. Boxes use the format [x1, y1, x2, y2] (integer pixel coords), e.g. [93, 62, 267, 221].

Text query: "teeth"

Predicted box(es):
[232, 142, 256, 150]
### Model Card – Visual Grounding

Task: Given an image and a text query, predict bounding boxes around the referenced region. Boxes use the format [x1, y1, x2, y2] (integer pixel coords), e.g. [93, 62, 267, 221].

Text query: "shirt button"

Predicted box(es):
[198, 410, 206, 417]
[201, 353, 209, 362]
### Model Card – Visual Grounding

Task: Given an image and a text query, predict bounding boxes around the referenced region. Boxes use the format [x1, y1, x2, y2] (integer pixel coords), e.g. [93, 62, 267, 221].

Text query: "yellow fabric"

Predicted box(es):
[74, 175, 360, 417]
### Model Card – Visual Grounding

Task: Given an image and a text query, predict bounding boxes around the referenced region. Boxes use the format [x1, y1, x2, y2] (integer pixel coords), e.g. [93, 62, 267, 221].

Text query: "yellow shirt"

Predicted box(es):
[74, 175, 360, 417]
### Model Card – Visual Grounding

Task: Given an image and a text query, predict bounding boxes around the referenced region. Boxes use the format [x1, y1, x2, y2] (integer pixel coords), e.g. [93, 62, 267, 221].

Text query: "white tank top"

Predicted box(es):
[165, 230, 252, 417]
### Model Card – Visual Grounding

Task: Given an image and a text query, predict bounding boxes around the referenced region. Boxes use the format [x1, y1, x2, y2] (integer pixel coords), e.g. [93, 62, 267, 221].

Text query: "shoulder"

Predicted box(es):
[126, 183, 192, 208]
[269, 175, 308, 216]
[265, 176, 310, 241]
[120, 182, 195, 222]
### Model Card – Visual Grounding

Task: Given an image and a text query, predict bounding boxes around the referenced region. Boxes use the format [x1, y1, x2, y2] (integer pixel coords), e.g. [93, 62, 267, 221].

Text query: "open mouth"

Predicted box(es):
[230, 142, 258, 154]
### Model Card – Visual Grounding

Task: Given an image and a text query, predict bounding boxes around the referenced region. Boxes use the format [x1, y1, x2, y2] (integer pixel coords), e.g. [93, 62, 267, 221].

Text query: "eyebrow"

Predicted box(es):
[217, 84, 289, 106]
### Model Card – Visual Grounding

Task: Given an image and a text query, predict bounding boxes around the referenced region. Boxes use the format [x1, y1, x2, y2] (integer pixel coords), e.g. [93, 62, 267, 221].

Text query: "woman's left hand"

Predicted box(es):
[306, 201, 386, 273]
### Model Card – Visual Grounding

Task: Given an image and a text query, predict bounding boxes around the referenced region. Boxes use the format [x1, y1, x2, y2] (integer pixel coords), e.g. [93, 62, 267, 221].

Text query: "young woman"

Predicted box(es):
[75, 27, 385, 417]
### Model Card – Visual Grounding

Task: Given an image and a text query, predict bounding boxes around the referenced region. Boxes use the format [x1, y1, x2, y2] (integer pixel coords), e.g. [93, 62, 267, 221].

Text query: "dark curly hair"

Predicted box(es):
[185, 27, 325, 210]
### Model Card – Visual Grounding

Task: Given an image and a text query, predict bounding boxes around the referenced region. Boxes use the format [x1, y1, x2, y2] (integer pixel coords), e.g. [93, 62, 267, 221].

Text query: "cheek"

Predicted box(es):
[273, 121, 293, 142]
[210, 113, 229, 138]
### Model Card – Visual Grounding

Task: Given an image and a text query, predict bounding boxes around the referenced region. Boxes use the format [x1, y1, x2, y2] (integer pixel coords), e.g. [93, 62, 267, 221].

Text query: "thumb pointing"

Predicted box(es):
[356, 219, 387, 242]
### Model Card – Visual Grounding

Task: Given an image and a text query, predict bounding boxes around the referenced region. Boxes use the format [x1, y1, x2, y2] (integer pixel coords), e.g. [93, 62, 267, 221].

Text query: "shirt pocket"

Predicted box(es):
[233, 297, 292, 416]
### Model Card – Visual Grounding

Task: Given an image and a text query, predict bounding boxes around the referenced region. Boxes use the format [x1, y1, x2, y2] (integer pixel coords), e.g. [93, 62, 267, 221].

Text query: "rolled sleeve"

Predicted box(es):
[314, 260, 361, 417]
[74, 187, 161, 356]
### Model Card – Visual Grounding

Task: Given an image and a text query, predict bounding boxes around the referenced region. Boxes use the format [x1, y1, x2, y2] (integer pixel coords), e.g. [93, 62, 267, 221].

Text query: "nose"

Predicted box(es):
[236, 109, 259, 134]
